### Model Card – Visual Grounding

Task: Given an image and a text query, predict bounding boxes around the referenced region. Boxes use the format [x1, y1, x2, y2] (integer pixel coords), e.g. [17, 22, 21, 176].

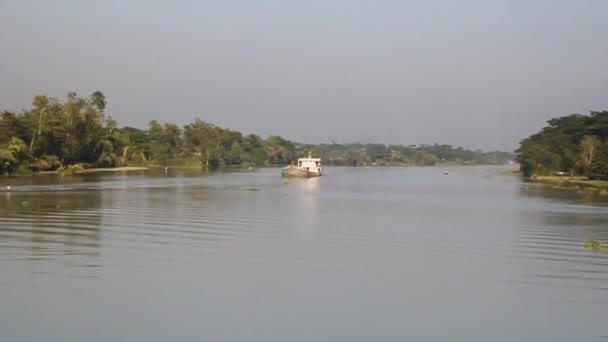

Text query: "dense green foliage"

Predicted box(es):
[1, 92, 513, 174]
[517, 111, 608, 179]
[302, 143, 512, 166]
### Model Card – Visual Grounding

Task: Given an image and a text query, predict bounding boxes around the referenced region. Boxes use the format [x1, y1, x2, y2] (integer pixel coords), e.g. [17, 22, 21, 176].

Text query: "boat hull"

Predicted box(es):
[281, 165, 321, 178]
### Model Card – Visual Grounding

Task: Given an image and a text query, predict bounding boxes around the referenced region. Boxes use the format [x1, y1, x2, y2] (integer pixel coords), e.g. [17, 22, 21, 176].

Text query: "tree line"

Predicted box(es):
[0, 92, 513, 174]
[517, 111, 608, 179]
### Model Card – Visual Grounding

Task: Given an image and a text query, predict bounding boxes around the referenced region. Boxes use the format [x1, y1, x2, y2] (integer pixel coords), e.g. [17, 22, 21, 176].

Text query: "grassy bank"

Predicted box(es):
[528, 175, 608, 191]
[496, 167, 608, 191]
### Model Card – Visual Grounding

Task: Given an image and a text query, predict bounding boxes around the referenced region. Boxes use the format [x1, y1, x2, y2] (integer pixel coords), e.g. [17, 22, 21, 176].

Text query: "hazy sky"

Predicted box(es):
[1, 0, 607, 151]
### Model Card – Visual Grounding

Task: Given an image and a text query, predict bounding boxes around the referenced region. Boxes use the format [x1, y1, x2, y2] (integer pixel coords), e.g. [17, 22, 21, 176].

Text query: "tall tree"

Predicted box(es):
[90, 90, 107, 112]
[29, 95, 49, 152]
[580, 135, 601, 176]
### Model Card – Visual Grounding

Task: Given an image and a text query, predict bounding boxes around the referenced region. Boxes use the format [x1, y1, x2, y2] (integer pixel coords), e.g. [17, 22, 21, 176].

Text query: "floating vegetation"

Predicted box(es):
[584, 240, 608, 250]
[241, 186, 260, 191]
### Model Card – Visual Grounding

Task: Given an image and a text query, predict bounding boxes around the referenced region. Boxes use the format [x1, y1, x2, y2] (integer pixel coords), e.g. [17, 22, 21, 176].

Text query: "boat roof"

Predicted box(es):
[298, 152, 321, 161]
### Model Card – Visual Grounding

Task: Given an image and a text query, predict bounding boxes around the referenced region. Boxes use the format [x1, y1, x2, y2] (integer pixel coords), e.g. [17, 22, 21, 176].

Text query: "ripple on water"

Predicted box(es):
[2, 167, 608, 342]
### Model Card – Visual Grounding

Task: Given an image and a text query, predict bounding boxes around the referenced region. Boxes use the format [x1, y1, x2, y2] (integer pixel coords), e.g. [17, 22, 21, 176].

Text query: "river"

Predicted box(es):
[1, 166, 607, 341]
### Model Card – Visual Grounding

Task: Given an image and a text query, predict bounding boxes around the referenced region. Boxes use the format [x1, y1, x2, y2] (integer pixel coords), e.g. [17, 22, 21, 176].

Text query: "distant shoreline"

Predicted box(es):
[77, 166, 149, 174]
[10, 164, 516, 177]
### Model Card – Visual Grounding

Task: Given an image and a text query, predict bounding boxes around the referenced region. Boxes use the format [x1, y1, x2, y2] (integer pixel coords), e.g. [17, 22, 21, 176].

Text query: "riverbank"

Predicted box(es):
[77, 166, 150, 174]
[529, 175, 608, 190]
[35, 166, 150, 175]
[497, 168, 608, 191]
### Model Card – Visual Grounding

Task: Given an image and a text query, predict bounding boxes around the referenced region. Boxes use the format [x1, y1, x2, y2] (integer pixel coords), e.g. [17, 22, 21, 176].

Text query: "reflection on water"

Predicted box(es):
[1, 166, 608, 342]
[283, 177, 321, 239]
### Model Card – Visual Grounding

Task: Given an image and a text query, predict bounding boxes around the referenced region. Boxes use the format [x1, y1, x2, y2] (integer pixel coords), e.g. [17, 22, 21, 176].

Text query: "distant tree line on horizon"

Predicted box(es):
[517, 110, 608, 179]
[0, 92, 514, 175]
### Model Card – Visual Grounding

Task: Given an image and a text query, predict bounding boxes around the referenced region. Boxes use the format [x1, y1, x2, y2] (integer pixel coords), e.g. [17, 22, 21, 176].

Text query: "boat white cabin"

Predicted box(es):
[297, 152, 322, 175]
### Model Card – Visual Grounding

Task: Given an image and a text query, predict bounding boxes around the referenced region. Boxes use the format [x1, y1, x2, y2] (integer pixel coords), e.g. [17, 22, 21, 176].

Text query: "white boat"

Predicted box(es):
[281, 152, 322, 178]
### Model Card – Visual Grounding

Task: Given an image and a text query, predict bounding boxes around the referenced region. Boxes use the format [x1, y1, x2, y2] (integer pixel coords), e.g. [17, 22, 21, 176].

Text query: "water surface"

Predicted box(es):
[1, 166, 608, 341]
